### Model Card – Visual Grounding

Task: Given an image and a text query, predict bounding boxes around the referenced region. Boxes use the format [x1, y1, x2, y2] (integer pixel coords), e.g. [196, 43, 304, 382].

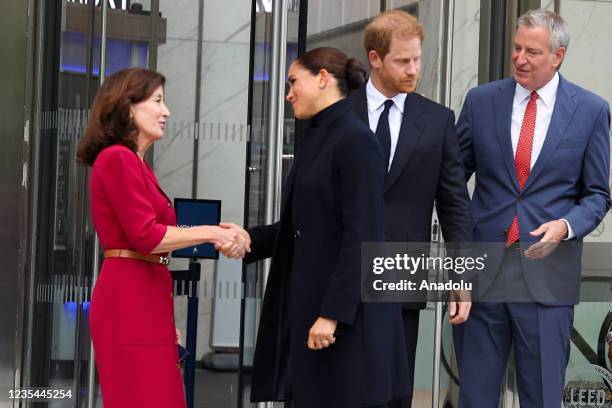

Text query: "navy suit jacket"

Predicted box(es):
[457, 75, 611, 303]
[348, 86, 472, 307]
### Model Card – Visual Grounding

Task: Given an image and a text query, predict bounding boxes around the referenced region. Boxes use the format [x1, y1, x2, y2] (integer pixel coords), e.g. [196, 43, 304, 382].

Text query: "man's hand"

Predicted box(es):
[525, 219, 568, 259]
[449, 290, 471, 324]
[307, 317, 337, 350]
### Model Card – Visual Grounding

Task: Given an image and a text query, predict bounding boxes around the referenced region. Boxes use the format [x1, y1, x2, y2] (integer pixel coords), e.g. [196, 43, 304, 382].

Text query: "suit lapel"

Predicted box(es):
[385, 92, 424, 192]
[523, 76, 577, 191]
[494, 80, 520, 192]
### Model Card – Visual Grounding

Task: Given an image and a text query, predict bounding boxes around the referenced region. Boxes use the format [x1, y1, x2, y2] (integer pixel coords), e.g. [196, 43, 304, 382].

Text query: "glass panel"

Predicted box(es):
[30, 1, 254, 406]
[556, 2, 612, 406]
[436, 1, 481, 406]
[103, 0, 253, 406]
[30, 1, 99, 406]
[306, 0, 379, 66]
[240, 5, 270, 405]
[0, 1, 28, 399]
[240, 1, 300, 406]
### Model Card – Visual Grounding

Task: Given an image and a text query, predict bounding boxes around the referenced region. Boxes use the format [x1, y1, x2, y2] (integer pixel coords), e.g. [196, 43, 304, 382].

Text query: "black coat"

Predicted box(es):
[246, 100, 410, 407]
[348, 87, 472, 308]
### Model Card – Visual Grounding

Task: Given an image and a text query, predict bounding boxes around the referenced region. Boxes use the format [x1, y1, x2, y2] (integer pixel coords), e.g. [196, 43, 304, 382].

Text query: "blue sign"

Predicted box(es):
[173, 198, 222, 259]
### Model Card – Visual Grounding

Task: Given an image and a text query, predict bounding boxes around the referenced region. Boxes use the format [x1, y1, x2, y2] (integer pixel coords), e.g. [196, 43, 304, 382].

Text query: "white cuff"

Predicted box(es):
[560, 218, 575, 240]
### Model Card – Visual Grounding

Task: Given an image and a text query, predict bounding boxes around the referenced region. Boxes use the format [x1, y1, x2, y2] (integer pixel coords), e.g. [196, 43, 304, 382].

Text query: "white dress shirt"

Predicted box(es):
[511, 72, 574, 238]
[366, 79, 407, 171]
[511, 72, 559, 168]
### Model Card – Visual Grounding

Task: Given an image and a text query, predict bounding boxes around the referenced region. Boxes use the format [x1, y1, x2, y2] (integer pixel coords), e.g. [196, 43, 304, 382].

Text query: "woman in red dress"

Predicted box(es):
[77, 68, 249, 407]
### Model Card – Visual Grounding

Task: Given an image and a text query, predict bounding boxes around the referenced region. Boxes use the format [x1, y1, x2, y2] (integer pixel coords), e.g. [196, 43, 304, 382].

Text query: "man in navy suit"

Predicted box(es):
[348, 10, 472, 407]
[455, 9, 610, 407]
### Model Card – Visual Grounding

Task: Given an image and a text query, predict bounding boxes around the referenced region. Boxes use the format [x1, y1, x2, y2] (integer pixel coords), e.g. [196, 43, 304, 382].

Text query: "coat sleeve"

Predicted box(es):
[456, 90, 476, 183]
[244, 223, 280, 263]
[94, 147, 167, 254]
[563, 101, 611, 238]
[435, 109, 473, 243]
[319, 129, 386, 325]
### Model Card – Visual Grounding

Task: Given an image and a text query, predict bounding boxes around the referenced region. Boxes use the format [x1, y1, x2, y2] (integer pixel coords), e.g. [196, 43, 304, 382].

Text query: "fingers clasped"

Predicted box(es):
[214, 222, 251, 259]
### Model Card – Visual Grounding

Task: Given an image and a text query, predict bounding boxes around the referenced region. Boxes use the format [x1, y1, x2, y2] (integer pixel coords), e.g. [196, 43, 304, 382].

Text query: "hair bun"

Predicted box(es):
[345, 58, 366, 91]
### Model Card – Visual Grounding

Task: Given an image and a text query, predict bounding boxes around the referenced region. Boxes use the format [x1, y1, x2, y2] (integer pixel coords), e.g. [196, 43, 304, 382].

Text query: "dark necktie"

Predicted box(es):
[506, 91, 538, 246]
[376, 100, 394, 170]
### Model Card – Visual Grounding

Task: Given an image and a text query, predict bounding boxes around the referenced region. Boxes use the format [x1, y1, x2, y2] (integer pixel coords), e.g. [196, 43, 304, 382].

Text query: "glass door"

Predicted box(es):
[29, 1, 255, 407]
[100, 0, 254, 406]
[554, 1, 612, 407]
[29, 1, 101, 406]
[239, 0, 301, 406]
[29, 1, 167, 405]
[149, 0, 252, 406]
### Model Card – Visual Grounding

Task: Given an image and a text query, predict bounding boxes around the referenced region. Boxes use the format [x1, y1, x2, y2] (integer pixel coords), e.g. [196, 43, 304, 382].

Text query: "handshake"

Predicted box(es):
[212, 222, 251, 259]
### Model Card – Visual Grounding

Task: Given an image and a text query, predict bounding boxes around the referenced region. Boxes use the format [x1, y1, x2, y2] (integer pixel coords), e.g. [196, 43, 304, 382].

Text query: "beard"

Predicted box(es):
[379, 69, 418, 94]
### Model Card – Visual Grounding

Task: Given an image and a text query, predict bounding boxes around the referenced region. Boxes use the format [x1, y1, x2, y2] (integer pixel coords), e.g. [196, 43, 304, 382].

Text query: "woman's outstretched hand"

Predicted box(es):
[213, 222, 251, 259]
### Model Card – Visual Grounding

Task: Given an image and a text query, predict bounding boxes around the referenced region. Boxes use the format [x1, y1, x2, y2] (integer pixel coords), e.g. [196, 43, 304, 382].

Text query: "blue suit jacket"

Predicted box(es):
[457, 75, 610, 303]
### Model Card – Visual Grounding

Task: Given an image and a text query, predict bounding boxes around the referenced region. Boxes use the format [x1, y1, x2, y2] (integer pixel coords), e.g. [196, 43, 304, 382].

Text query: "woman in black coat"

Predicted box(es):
[246, 47, 410, 408]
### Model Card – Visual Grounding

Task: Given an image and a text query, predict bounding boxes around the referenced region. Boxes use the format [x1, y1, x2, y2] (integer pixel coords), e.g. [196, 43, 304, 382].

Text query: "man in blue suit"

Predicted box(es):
[455, 9, 610, 407]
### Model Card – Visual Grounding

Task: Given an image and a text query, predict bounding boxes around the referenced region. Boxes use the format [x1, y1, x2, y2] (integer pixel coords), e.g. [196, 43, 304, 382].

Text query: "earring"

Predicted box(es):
[319, 84, 324, 89]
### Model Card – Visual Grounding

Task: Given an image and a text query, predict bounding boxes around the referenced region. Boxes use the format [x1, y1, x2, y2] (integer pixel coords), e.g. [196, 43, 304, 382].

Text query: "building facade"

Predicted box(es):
[1, 0, 611, 406]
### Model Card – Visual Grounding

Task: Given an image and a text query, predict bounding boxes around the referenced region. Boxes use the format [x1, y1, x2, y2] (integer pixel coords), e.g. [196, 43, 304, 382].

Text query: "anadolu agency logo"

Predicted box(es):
[564, 364, 612, 407]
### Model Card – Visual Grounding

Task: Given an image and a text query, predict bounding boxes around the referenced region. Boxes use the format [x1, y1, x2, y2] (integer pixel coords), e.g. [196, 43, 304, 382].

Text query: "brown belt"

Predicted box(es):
[103, 249, 171, 265]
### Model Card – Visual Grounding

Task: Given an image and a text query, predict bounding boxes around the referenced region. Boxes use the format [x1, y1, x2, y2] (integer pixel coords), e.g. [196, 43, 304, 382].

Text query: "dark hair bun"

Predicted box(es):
[295, 48, 365, 96]
[345, 58, 366, 90]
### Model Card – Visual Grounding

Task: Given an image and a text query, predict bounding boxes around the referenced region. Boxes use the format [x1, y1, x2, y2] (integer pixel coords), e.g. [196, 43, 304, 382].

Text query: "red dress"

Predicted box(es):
[89, 144, 186, 407]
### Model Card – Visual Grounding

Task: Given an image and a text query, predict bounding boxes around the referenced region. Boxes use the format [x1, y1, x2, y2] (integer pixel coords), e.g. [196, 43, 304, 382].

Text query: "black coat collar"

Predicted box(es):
[308, 98, 352, 129]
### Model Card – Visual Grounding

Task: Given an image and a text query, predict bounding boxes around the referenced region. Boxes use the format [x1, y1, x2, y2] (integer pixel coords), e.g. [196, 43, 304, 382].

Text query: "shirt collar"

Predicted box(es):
[514, 72, 559, 108]
[366, 78, 406, 114]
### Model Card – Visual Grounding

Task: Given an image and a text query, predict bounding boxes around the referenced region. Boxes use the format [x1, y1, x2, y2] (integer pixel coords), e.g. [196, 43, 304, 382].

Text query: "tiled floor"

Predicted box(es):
[194, 369, 241, 407]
